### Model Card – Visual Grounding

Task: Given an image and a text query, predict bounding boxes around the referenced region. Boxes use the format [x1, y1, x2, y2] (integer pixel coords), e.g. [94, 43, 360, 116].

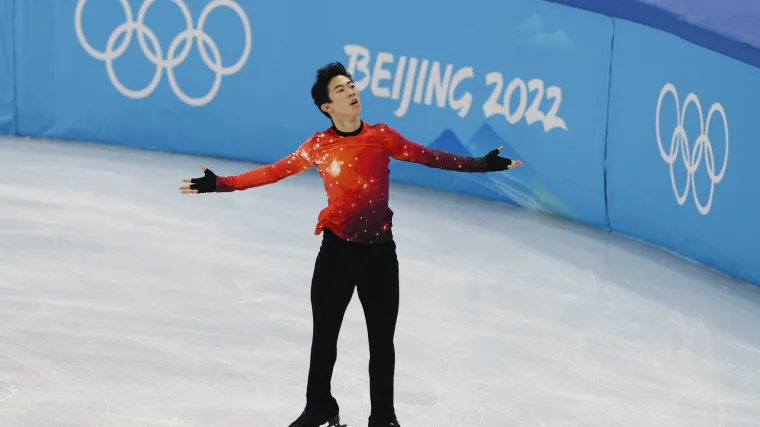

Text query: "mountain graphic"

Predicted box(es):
[456, 123, 542, 210]
[427, 129, 471, 157]
[464, 122, 523, 160]
[390, 129, 470, 194]
[389, 123, 569, 215]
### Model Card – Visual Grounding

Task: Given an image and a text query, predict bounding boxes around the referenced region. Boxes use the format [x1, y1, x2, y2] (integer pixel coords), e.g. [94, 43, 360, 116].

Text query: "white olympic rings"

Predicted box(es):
[656, 83, 729, 215]
[75, 0, 251, 106]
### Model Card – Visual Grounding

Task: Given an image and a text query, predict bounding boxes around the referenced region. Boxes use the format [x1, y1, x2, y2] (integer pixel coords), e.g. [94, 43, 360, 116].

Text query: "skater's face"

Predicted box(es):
[321, 75, 361, 119]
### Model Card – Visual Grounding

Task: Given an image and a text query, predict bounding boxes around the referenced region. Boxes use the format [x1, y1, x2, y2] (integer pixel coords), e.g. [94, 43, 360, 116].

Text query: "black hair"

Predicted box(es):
[311, 62, 353, 118]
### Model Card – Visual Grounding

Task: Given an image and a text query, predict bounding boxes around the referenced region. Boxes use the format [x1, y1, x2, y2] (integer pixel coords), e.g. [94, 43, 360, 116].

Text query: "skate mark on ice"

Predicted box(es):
[607, 410, 629, 427]
[735, 341, 760, 356]
[472, 405, 485, 426]
[214, 358, 262, 398]
[181, 372, 225, 396]
[0, 384, 18, 402]
[716, 398, 726, 427]
[103, 397, 110, 427]
[525, 405, 547, 427]
[232, 279, 245, 294]
[168, 407, 185, 427]
[548, 340, 568, 365]
[35, 298, 45, 315]
[433, 375, 440, 408]
[590, 271, 613, 301]
[645, 405, 656, 426]
[349, 392, 370, 427]
[596, 329, 605, 350]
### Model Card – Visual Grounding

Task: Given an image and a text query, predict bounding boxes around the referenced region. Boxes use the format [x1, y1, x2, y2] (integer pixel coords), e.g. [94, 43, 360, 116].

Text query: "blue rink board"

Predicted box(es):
[606, 19, 760, 286]
[0, 0, 14, 134]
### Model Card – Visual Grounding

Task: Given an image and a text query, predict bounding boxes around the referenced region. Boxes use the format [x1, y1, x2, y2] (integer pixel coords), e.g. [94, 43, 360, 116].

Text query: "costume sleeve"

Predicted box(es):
[386, 126, 489, 172]
[216, 149, 314, 192]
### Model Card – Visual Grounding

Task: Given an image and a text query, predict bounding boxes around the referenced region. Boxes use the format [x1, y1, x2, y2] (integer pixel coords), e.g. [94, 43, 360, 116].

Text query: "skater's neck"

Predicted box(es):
[331, 118, 363, 136]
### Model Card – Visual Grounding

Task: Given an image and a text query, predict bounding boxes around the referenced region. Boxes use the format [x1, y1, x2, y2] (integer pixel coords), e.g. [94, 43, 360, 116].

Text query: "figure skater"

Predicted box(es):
[180, 62, 522, 427]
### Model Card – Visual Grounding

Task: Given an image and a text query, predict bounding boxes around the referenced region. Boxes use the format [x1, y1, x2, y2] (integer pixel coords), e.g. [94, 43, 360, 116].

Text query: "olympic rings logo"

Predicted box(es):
[75, 0, 252, 106]
[656, 83, 729, 215]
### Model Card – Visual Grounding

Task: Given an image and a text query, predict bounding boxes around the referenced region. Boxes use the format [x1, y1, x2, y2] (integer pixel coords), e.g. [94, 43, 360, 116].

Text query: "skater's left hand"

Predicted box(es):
[485, 146, 523, 171]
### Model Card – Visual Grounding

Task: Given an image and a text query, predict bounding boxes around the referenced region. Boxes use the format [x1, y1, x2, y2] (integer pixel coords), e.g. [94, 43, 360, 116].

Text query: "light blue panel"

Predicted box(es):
[546, 0, 760, 69]
[0, 0, 14, 134]
[607, 19, 760, 286]
[16, 0, 274, 159]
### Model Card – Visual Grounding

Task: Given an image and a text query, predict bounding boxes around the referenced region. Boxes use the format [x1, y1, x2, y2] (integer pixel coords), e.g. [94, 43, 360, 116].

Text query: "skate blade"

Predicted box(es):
[326, 415, 347, 427]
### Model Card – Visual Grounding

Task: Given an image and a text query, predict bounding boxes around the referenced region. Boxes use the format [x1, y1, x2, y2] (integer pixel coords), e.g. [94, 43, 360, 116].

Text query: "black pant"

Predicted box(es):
[305, 228, 399, 423]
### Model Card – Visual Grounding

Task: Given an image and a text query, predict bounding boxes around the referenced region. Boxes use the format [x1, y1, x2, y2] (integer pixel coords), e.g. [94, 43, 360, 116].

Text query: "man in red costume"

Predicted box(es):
[180, 62, 522, 427]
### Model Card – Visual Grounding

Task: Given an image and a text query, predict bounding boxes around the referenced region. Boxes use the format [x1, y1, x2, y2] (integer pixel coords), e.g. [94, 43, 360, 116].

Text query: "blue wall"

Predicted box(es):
[0, 0, 14, 134]
[606, 19, 760, 285]
[0, 0, 758, 287]
[547, 0, 760, 69]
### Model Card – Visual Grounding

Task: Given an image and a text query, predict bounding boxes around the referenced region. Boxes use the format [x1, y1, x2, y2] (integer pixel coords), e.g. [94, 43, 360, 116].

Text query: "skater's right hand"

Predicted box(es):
[180, 165, 218, 193]
[484, 146, 523, 171]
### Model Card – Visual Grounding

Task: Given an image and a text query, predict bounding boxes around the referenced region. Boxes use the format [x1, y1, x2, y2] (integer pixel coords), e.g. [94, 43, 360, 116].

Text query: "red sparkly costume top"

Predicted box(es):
[216, 122, 490, 243]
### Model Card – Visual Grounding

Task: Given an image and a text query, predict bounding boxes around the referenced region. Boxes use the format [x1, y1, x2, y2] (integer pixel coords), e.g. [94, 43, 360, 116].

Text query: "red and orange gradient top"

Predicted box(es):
[216, 122, 490, 243]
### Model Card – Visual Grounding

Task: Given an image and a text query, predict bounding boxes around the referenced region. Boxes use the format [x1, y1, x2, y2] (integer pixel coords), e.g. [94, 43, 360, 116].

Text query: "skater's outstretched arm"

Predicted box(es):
[385, 126, 523, 172]
[179, 150, 314, 194]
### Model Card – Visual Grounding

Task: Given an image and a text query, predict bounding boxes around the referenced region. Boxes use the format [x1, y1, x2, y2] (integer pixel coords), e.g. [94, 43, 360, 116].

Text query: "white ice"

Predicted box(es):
[2, 136, 760, 427]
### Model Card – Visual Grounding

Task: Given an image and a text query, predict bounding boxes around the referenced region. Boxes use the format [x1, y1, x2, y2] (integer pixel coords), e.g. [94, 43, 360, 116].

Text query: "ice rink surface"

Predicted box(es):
[2, 135, 760, 427]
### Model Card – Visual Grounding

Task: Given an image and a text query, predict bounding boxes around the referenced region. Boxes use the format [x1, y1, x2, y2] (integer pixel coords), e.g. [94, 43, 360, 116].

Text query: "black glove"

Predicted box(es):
[186, 167, 218, 193]
[484, 147, 515, 171]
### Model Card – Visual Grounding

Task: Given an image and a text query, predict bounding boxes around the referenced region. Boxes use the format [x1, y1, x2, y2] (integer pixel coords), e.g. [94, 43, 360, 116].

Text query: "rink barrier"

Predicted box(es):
[0, 0, 758, 288]
[0, 0, 14, 134]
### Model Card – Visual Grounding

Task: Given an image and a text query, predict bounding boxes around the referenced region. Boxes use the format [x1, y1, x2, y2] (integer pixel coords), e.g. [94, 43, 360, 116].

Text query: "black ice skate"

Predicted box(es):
[288, 409, 345, 427]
